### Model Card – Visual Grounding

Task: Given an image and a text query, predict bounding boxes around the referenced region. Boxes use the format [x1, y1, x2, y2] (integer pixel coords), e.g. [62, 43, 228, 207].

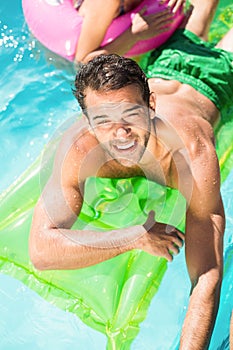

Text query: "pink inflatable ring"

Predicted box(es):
[22, 0, 185, 61]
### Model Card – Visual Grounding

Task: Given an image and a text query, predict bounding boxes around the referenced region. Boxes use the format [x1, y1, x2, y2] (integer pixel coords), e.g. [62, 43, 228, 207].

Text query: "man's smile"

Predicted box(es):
[113, 139, 137, 152]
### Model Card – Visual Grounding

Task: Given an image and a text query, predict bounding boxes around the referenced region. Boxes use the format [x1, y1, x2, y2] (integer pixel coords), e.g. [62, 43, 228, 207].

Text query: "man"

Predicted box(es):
[30, 1, 233, 348]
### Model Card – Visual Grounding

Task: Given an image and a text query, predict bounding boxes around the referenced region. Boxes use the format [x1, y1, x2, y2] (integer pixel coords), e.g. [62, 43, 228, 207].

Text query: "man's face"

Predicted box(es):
[85, 85, 152, 167]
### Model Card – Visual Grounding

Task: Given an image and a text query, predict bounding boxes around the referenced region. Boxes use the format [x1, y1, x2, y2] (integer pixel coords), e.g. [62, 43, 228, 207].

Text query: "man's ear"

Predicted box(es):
[149, 92, 156, 117]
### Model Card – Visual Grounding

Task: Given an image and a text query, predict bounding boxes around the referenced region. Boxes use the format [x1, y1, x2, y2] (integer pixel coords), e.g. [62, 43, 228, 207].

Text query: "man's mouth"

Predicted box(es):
[113, 140, 137, 151]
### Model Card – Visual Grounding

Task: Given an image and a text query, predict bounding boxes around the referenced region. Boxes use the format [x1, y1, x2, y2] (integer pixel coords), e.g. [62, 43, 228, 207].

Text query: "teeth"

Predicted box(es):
[116, 141, 135, 150]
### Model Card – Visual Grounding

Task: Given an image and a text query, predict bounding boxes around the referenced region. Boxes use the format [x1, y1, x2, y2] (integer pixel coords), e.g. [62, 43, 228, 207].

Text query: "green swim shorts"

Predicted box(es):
[144, 29, 233, 112]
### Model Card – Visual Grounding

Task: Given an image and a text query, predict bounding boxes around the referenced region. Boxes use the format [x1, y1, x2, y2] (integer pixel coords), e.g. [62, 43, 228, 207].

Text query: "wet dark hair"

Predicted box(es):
[73, 54, 150, 114]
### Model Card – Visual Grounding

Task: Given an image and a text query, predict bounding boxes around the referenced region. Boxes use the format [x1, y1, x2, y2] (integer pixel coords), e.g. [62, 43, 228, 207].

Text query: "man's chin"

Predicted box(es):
[113, 155, 140, 168]
[105, 146, 145, 167]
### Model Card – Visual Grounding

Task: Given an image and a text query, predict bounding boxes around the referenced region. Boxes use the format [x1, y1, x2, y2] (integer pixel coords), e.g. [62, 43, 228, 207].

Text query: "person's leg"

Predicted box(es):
[215, 27, 233, 52]
[185, 0, 219, 40]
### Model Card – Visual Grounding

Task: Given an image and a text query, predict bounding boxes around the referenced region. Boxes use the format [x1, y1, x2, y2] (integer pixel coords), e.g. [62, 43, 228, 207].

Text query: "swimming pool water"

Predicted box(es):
[0, 1, 233, 349]
[0, 0, 77, 193]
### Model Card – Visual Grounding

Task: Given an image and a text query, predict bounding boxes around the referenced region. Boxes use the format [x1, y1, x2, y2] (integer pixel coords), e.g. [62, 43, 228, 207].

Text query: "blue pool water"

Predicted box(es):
[0, 1, 232, 349]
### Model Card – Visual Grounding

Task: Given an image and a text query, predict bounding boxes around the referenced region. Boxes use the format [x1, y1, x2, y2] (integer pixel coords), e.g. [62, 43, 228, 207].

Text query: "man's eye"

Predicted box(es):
[97, 120, 112, 127]
[128, 113, 140, 118]
[124, 113, 144, 122]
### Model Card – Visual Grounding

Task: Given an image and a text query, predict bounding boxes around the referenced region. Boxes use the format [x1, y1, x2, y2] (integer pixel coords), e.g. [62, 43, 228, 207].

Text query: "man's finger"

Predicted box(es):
[166, 250, 174, 262]
[171, 235, 184, 248]
[143, 210, 156, 231]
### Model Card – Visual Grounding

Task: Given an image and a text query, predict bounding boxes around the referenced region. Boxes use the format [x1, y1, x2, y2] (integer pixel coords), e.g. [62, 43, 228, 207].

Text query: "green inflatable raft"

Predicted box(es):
[0, 3, 233, 349]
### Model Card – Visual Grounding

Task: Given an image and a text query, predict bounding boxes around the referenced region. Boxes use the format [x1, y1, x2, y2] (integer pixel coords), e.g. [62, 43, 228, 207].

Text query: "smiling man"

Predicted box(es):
[85, 90, 152, 168]
[29, 1, 233, 347]
[31, 57, 186, 266]
[30, 53, 224, 350]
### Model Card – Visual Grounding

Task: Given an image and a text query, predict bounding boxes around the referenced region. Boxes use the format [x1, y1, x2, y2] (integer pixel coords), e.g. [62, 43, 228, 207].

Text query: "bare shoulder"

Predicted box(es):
[54, 116, 107, 185]
[154, 113, 218, 209]
[155, 112, 215, 157]
[55, 116, 98, 161]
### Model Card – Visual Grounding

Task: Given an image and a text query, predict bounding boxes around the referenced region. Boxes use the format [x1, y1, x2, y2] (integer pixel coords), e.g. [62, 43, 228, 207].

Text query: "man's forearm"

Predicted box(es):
[29, 225, 146, 270]
[179, 273, 221, 349]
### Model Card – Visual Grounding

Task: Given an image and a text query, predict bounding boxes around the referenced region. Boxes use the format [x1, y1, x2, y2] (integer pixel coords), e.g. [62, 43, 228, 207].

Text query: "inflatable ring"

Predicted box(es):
[22, 0, 185, 61]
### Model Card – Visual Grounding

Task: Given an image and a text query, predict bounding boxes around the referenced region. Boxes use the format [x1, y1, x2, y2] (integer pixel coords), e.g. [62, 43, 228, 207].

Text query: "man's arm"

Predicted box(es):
[29, 129, 147, 270]
[30, 190, 147, 270]
[175, 118, 225, 349]
[180, 200, 224, 349]
[30, 126, 184, 270]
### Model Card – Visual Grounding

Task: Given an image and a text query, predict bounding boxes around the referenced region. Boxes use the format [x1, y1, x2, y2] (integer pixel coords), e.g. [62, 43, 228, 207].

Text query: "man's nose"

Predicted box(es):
[115, 125, 131, 139]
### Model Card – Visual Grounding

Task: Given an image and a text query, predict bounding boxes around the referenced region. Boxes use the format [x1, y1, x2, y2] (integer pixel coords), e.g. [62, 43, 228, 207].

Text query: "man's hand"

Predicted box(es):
[138, 210, 185, 261]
